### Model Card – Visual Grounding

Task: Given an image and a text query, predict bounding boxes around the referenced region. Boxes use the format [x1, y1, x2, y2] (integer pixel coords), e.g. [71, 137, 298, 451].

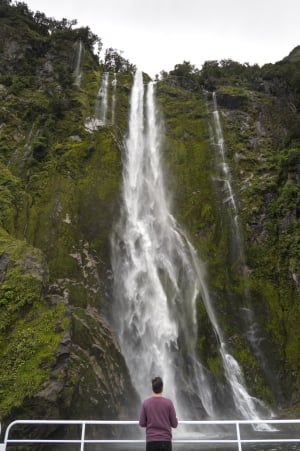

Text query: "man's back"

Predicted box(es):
[139, 396, 178, 442]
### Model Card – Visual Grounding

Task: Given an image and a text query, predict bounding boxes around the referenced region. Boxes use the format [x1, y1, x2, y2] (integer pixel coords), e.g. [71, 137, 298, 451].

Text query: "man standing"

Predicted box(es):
[139, 376, 178, 451]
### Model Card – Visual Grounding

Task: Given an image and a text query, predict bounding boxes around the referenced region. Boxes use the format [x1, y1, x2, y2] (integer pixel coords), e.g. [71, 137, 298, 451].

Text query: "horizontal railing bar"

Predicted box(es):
[6, 440, 85, 444]
[5, 419, 300, 431]
[236, 439, 300, 443]
[6, 419, 300, 425]
[6, 419, 139, 425]
[6, 439, 239, 444]
[179, 419, 300, 424]
[6, 438, 300, 444]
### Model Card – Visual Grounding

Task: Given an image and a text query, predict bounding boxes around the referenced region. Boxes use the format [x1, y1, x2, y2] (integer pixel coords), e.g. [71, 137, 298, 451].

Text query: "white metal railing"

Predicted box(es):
[0, 419, 300, 450]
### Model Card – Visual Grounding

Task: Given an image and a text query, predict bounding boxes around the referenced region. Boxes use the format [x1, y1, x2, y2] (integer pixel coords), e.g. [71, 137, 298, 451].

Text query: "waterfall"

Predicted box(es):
[95, 72, 109, 125]
[74, 41, 83, 87]
[212, 93, 237, 213]
[211, 92, 245, 264]
[85, 72, 114, 132]
[111, 73, 117, 125]
[210, 93, 273, 423]
[111, 72, 270, 421]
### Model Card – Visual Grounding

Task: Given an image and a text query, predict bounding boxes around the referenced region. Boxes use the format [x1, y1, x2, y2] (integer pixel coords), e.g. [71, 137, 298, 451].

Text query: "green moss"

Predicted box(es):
[67, 282, 88, 308]
[0, 302, 68, 417]
[0, 229, 69, 417]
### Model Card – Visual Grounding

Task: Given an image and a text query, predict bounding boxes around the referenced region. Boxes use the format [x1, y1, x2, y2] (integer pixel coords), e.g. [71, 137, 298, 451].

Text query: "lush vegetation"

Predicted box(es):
[0, 229, 69, 417]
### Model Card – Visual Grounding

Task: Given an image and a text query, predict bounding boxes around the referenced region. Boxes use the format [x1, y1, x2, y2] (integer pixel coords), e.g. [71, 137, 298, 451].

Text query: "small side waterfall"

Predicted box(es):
[211, 92, 244, 264]
[111, 72, 270, 421]
[212, 93, 237, 213]
[86, 72, 112, 132]
[111, 73, 117, 125]
[74, 41, 84, 87]
[210, 93, 273, 423]
[96, 72, 109, 125]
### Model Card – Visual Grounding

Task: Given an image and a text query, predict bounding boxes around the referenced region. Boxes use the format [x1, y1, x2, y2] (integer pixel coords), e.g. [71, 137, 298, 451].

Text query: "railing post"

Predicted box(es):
[80, 422, 86, 451]
[236, 422, 242, 451]
[0, 423, 6, 451]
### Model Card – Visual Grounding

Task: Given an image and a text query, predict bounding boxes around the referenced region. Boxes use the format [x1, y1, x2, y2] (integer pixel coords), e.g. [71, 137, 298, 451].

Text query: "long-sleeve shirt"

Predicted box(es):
[139, 396, 178, 442]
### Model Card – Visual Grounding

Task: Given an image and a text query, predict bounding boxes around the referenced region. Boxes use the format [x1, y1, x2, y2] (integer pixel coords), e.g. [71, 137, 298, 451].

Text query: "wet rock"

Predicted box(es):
[215, 91, 249, 111]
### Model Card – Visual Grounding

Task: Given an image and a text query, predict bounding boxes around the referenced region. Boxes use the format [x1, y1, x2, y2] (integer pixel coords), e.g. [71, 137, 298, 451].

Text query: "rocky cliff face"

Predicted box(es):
[0, 0, 299, 435]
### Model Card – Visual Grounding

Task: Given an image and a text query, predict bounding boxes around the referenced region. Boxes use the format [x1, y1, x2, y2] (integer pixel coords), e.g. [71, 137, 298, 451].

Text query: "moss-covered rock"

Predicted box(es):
[0, 227, 68, 418]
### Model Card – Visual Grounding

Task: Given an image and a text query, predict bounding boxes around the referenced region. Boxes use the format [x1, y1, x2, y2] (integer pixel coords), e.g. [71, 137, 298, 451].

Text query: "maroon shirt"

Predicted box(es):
[139, 396, 178, 442]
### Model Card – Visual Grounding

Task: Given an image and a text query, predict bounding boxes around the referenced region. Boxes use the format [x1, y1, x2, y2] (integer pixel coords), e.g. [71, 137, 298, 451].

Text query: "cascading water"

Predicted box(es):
[211, 92, 245, 265]
[74, 41, 84, 87]
[211, 93, 237, 213]
[86, 73, 110, 132]
[210, 93, 278, 415]
[85, 72, 117, 132]
[210, 93, 274, 425]
[96, 72, 109, 125]
[111, 71, 270, 421]
[111, 73, 117, 125]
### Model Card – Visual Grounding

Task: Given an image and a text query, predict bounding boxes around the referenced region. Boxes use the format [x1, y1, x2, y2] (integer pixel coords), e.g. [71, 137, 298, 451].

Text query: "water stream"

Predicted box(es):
[85, 72, 114, 132]
[111, 72, 271, 422]
[211, 92, 244, 264]
[74, 41, 84, 87]
[96, 72, 109, 125]
[111, 73, 117, 125]
[210, 93, 278, 413]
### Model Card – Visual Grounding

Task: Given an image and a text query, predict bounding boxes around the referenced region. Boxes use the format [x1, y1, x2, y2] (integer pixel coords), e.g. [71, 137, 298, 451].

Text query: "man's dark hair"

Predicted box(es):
[152, 376, 163, 394]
